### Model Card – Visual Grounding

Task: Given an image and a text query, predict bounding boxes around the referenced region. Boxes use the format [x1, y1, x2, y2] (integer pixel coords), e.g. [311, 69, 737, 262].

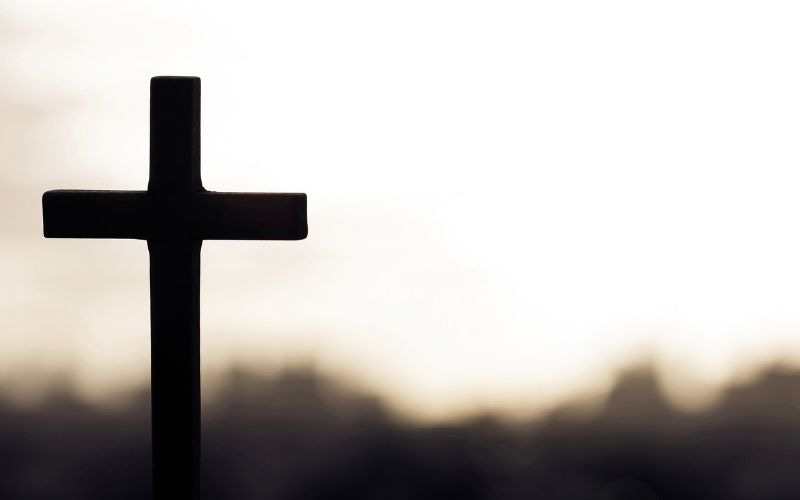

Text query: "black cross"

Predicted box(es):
[42, 76, 307, 500]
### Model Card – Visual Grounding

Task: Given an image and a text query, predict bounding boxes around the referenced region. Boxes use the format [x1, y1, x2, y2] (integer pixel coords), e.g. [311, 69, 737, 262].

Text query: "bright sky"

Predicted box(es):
[2, 1, 800, 419]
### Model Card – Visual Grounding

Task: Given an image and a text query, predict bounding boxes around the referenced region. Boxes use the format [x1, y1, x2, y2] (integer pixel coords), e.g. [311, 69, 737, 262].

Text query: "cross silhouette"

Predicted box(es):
[42, 76, 307, 500]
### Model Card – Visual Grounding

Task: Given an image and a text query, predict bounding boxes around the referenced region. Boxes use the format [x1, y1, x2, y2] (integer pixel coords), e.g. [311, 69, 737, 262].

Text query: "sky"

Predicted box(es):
[3, 1, 800, 420]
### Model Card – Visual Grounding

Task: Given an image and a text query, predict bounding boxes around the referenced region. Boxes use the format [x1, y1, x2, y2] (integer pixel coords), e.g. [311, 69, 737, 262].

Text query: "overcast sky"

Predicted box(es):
[3, 1, 800, 419]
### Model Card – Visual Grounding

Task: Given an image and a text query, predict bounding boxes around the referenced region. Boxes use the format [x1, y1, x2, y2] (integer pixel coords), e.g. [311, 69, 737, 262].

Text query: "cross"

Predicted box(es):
[42, 76, 307, 500]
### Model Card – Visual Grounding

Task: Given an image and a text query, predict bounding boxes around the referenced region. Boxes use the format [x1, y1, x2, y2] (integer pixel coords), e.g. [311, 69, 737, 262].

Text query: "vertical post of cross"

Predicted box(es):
[148, 76, 203, 500]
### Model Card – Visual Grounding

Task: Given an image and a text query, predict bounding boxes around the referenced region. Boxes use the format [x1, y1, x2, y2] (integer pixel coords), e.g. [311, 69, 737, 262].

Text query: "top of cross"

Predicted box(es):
[43, 76, 307, 242]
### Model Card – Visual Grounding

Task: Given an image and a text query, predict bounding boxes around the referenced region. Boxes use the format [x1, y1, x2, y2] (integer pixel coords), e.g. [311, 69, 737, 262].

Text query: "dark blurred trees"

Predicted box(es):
[2, 363, 800, 499]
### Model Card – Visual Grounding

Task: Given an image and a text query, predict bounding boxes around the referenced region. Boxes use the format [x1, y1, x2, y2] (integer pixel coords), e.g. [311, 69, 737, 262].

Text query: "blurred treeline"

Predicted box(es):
[1, 363, 800, 499]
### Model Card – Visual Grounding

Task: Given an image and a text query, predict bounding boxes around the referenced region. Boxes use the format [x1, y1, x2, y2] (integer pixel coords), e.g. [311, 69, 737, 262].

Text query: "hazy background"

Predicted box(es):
[4, 0, 800, 422]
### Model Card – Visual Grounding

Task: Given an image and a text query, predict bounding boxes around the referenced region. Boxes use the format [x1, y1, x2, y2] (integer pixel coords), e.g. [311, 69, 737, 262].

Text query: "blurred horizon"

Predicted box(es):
[5, 360, 800, 498]
[5, 350, 800, 423]
[5, 346, 800, 423]
[5, 1, 800, 421]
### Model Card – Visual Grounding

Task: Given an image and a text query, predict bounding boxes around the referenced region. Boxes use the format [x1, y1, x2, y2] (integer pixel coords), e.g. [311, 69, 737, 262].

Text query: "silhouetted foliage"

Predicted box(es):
[2, 363, 800, 499]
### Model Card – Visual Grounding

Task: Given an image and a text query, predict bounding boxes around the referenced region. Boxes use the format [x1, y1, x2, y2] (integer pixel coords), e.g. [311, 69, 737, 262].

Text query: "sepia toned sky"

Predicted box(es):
[3, 0, 800, 420]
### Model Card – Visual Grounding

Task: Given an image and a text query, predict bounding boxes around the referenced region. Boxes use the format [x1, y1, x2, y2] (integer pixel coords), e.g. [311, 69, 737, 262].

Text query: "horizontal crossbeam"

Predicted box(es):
[43, 190, 307, 241]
